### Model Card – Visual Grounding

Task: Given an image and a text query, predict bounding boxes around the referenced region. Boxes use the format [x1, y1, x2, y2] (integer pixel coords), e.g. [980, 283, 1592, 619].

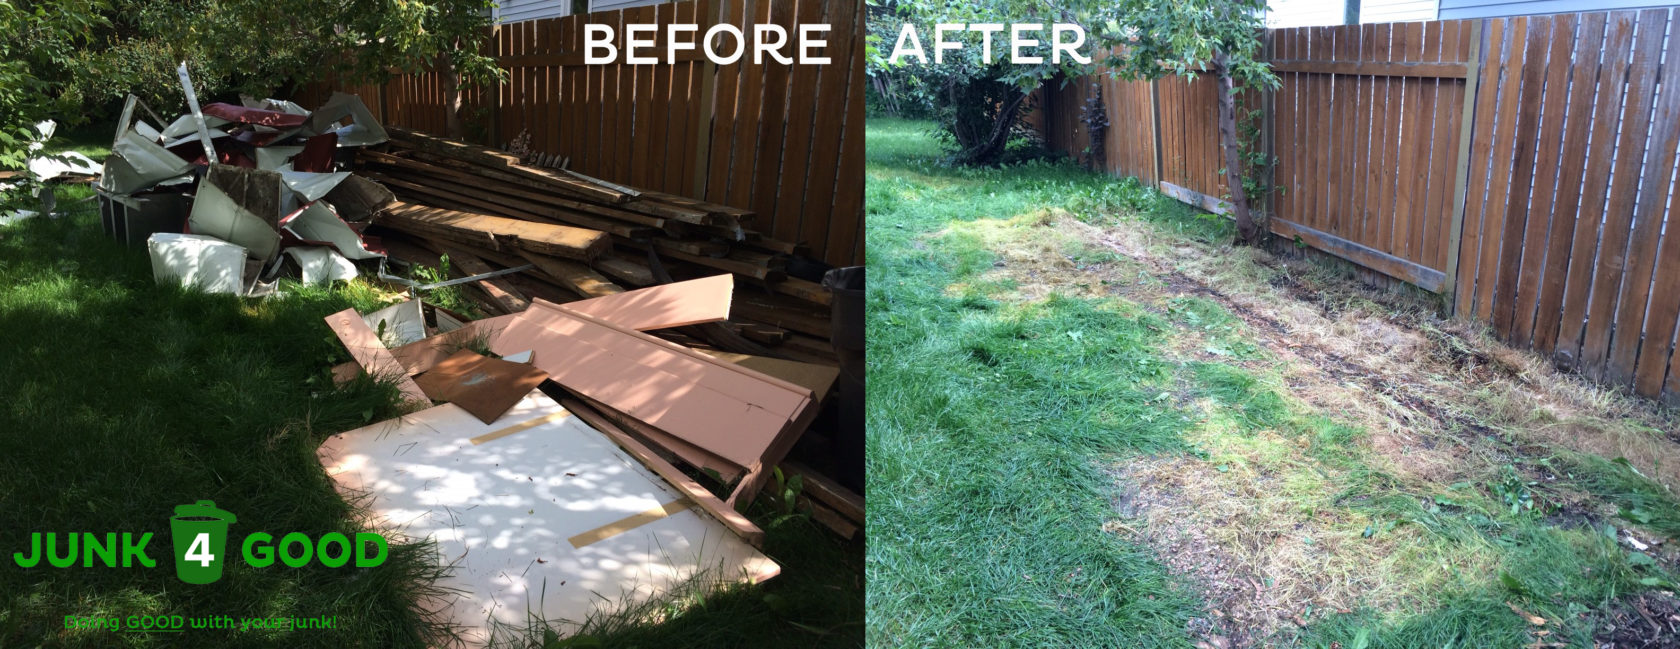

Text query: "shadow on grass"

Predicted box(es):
[0, 207, 865, 648]
[0, 211, 451, 647]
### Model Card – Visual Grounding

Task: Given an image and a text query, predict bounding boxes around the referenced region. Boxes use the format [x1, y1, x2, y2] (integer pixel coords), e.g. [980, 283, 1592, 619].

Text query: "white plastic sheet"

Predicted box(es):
[147, 233, 250, 295]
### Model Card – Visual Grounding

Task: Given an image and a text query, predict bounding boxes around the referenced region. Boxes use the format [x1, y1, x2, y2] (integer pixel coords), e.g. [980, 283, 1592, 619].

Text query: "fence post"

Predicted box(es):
[1150, 78, 1164, 185]
[1441, 19, 1487, 318]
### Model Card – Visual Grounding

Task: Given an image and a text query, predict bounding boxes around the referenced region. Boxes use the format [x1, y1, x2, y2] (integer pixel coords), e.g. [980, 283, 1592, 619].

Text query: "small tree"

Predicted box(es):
[1108, 0, 1278, 243]
[867, 0, 1101, 166]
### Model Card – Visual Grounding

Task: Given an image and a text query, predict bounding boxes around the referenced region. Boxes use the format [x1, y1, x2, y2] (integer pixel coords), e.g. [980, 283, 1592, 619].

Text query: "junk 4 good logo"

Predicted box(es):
[13, 500, 389, 584]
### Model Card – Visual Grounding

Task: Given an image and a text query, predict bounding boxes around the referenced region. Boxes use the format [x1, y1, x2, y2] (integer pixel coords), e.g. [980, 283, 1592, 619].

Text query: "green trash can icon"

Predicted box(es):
[170, 500, 236, 584]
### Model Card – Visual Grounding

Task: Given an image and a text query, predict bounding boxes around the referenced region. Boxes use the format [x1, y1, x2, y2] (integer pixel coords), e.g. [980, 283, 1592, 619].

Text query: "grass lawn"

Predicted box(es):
[865, 118, 1680, 647]
[0, 134, 862, 648]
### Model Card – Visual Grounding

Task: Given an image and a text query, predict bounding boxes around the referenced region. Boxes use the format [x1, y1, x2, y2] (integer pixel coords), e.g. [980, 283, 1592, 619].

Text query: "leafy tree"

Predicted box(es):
[0, 1, 108, 170]
[867, 0, 1102, 165]
[1, 0, 502, 170]
[867, 0, 1278, 243]
[1107, 0, 1277, 243]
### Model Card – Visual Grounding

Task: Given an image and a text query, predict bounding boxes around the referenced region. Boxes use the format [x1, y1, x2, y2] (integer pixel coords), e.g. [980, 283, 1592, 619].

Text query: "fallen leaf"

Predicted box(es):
[1506, 601, 1546, 625]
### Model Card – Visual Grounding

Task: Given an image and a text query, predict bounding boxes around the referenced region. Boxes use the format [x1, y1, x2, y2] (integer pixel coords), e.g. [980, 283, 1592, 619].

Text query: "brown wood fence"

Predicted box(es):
[296, 0, 865, 268]
[1040, 9, 1680, 404]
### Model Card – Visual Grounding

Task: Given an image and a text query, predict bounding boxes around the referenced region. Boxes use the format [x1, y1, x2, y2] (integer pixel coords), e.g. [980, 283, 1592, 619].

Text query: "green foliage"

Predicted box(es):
[0, 1, 108, 170]
[0, 0, 503, 167]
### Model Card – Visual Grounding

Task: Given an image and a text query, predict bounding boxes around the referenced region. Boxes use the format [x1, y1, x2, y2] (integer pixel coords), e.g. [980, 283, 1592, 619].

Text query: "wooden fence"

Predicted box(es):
[296, 0, 865, 268]
[1040, 9, 1680, 404]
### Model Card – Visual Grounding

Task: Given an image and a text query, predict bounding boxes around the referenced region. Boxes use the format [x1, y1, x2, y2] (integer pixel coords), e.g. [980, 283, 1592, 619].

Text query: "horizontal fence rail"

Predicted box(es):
[1038, 8, 1680, 404]
[295, 0, 865, 268]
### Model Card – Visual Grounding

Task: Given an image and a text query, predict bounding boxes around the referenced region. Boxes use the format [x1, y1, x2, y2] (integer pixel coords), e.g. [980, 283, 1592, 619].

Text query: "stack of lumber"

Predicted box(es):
[354, 127, 836, 365]
[330, 275, 863, 541]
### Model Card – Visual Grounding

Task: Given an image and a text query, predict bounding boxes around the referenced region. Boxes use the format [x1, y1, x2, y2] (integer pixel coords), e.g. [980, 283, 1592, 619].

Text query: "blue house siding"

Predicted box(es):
[1268, 0, 1353, 27]
[1361, 0, 1439, 22]
[1439, 0, 1679, 19]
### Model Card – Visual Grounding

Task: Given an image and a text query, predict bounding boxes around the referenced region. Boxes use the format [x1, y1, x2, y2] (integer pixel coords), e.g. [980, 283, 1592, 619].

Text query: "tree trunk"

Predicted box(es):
[1214, 51, 1260, 244]
[956, 90, 1028, 166]
[442, 50, 464, 140]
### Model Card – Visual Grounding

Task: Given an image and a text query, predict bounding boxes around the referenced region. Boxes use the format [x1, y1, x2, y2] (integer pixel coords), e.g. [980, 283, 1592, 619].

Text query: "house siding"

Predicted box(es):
[495, 0, 568, 24]
[1360, 0, 1439, 22]
[1438, 0, 1679, 19]
[1268, 0, 1353, 27]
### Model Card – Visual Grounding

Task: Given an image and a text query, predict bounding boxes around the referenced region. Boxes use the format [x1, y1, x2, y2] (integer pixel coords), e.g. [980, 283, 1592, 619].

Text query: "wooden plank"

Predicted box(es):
[1409, 22, 1445, 268]
[1300, 28, 1323, 231]
[1470, 17, 1529, 321]
[555, 394, 763, 546]
[780, 460, 863, 524]
[748, 0, 797, 225]
[360, 151, 670, 230]
[1578, 8, 1669, 378]
[594, 256, 656, 287]
[626, 5, 656, 189]
[1636, 159, 1680, 396]
[1615, 11, 1680, 388]
[1269, 59, 1471, 78]
[581, 13, 603, 176]
[1391, 22, 1426, 261]
[562, 274, 732, 331]
[440, 246, 531, 315]
[726, 0, 771, 208]
[650, 2, 679, 193]
[1531, 14, 1605, 354]
[705, 0, 747, 203]
[518, 252, 624, 298]
[1274, 217, 1446, 291]
[1281, 30, 1301, 226]
[327, 308, 430, 405]
[769, 0, 823, 245]
[1507, 15, 1577, 346]
[683, 0, 715, 199]
[386, 127, 625, 203]
[795, 0, 859, 259]
[1553, 12, 1636, 361]
[494, 301, 816, 510]
[1363, 24, 1395, 248]
[825, 13, 867, 268]
[377, 200, 610, 261]
[1432, 21, 1474, 273]
[1488, 19, 1555, 339]
[1338, 25, 1366, 244]
[569, 391, 744, 483]
[1325, 25, 1349, 240]
[771, 276, 831, 307]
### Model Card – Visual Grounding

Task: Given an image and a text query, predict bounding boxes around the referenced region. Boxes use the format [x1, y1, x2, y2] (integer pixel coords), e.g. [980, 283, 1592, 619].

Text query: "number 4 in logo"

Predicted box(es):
[185, 533, 215, 567]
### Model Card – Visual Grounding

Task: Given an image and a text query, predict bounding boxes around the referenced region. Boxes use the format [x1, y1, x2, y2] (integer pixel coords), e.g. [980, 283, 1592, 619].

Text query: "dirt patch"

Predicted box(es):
[1594, 590, 1680, 648]
[1109, 469, 1290, 648]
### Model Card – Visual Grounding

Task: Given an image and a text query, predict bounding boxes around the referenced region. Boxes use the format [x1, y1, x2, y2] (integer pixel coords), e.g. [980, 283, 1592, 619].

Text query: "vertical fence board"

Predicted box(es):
[1578, 8, 1667, 377]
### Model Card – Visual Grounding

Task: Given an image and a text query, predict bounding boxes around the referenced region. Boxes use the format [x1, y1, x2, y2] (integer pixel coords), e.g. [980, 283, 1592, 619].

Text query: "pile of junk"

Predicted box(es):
[40, 64, 864, 641]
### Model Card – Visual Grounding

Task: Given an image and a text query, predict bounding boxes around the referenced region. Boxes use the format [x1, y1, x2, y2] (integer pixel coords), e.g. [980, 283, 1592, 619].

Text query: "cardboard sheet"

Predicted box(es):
[316, 392, 777, 644]
[414, 350, 549, 424]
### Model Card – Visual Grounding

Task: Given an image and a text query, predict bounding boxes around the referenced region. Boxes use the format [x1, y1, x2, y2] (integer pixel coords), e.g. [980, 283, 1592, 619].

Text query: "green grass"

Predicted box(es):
[867, 119, 1205, 646]
[866, 119, 1680, 647]
[0, 206, 445, 647]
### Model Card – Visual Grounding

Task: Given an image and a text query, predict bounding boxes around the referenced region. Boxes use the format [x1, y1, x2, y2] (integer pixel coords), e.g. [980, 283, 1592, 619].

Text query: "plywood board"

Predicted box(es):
[326, 307, 429, 405]
[489, 300, 813, 470]
[563, 274, 732, 331]
[317, 392, 778, 645]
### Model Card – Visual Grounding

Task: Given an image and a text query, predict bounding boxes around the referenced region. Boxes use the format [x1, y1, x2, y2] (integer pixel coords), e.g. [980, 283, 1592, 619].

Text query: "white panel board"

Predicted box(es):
[317, 391, 777, 644]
